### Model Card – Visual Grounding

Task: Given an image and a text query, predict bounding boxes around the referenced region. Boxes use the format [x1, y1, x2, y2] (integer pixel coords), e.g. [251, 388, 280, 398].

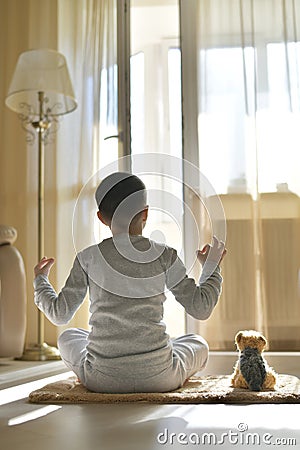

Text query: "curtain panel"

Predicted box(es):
[184, 0, 300, 350]
[56, 0, 117, 334]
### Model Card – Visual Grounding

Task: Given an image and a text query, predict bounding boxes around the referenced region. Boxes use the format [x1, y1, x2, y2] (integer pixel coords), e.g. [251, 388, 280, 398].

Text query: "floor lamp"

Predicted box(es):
[5, 49, 77, 360]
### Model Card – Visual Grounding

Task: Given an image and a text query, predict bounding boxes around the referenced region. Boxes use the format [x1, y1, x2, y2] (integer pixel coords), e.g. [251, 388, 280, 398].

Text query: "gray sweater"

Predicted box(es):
[34, 235, 222, 373]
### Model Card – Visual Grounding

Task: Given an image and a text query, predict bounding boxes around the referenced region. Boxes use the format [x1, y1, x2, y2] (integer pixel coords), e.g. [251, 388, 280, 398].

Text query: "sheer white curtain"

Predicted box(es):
[184, 0, 300, 350]
[56, 0, 117, 331]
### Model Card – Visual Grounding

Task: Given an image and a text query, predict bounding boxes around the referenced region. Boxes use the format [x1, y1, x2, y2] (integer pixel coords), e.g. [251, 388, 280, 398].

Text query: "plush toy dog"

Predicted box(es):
[231, 330, 277, 391]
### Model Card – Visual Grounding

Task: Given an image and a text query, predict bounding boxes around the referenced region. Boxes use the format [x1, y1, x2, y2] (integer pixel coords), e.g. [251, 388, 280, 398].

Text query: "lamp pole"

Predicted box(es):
[33, 92, 48, 349]
[19, 91, 61, 360]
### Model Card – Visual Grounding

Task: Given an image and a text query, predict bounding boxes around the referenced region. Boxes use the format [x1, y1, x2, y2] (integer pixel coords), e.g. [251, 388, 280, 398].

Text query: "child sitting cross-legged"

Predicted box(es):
[34, 172, 226, 393]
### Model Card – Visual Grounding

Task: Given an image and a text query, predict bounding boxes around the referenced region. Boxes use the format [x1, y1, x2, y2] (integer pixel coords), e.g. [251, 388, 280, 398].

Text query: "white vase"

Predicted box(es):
[0, 225, 26, 357]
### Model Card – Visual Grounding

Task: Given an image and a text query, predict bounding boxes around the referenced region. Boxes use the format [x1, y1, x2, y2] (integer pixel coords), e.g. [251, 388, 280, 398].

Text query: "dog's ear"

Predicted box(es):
[259, 335, 267, 348]
[235, 331, 243, 344]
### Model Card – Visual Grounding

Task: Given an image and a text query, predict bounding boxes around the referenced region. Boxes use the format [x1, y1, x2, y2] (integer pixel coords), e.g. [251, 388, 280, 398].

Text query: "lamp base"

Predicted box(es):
[16, 343, 61, 361]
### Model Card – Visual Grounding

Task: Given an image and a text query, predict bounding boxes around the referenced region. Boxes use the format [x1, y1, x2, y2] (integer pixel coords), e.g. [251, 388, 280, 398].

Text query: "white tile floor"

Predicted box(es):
[1, 356, 300, 450]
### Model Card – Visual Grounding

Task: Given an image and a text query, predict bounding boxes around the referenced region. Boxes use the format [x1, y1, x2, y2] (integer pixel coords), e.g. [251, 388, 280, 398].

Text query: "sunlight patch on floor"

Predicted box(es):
[0, 371, 73, 406]
[8, 405, 62, 426]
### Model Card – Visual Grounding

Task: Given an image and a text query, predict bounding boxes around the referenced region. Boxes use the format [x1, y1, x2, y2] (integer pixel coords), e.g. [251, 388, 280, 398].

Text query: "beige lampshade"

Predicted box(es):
[5, 48, 77, 117]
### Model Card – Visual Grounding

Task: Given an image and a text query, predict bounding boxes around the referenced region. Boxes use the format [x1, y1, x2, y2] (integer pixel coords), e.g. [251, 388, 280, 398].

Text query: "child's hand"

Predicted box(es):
[196, 236, 227, 267]
[34, 256, 55, 278]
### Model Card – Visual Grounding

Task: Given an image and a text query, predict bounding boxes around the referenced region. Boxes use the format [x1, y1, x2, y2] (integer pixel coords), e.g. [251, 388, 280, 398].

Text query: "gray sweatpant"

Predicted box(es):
[58, 328, 209, 393]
